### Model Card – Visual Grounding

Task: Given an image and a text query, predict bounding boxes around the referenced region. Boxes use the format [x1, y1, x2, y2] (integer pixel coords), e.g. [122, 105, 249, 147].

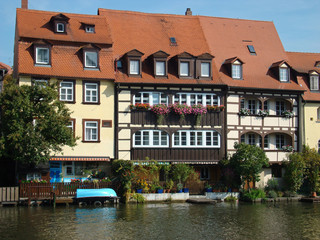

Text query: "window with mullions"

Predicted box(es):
[276, 101, 286, 115]
[36, 47, 50, 65]
[264, 135, 269, 149]
[173, 93, 220, 106]
[276, 134, 286, 149]
[84, 82, 99, 103]
[59, 81, 74, 102]
[133, 92, 168, 105]
[173, 130, 220, 148]
[310, 75, 319, 91]
[241, 134, 262, 147]
[232, 63, 242, 79]
[84, 121, 99, 141]
[279, 67, 289, 82]
[84, 51, 98, 68]
[134, 130, 169, 147]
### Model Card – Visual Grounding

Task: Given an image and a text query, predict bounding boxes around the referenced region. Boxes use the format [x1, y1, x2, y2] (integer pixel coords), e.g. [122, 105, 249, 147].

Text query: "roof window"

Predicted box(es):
[170, 37, 177, 46]
[247, 45, 256, 55]
[85, 25, 95, 33]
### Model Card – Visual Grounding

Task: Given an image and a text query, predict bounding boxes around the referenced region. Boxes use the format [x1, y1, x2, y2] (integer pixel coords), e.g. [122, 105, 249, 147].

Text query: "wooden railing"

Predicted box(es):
[0, 187, 19, 203]
[20, 182, 119, 199]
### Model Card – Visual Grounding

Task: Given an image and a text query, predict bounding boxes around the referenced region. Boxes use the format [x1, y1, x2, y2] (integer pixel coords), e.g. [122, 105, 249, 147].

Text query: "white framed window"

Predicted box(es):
[241, 133, 262, 147]
[133, 130, 169, 147]
[156, 61, 166, 76]
[26, 172, 41, 181]
[84, 82, 98, 103]
[180, 62, 190, 76]
[60, 81, 74, 102]
[276, 101, 286, 115]
[276, 134, 286, 149]
[201, 62, 210, 77]
[84, 121, 99, 141]
[310, 75, 319, 90]
[57, 23, 65, 32]
[36, 47, 50, 64]
[232, 63, 242, 79]
[85, 26, 95, 33]
[279, 67, 289, 82]
[85, 51, 98, 68]
[173, 93, 220, 106]
[130, 60, 140, 75]
[173, 130, 220, 148]
[133, 92, 168, 105]
[67, 119, 75, 134]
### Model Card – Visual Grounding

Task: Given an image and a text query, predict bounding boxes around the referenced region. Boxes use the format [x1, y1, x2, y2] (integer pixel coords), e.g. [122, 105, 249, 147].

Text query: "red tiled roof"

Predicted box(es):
[199, 16, 304, 91]
[287, 51, 320, 101]
[15, 9, 114, 79]
[0, 62, 12, 74]
[16, 8, 112, 45]
[98, 9, 224, 85]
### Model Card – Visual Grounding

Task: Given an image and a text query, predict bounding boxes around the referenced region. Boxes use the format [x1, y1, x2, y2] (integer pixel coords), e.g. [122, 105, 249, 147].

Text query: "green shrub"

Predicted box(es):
[268, 190, 278, 198]
[265, 178, 279, 192]
[224, 196, 238, 202]
[131, 193, 145, 203]
[242, 188, 266, 201]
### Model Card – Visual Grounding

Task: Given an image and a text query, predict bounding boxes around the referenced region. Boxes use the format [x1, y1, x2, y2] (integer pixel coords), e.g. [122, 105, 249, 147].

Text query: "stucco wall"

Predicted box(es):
[304, 103, 320, 150]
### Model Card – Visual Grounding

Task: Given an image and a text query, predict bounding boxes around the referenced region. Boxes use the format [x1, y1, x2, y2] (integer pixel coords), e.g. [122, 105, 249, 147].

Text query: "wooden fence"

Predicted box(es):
[0, 187, 19, 203]
[20, 182, 119, 200]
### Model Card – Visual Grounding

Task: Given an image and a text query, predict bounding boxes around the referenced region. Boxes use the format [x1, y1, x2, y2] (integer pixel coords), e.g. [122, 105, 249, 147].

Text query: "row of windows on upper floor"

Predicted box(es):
[33, 45, 320, 87]
[240, 133, 292, 150]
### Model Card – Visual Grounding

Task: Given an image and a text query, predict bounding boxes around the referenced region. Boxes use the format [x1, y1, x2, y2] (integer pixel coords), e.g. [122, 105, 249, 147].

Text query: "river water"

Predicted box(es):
[0, 202, 320, 240]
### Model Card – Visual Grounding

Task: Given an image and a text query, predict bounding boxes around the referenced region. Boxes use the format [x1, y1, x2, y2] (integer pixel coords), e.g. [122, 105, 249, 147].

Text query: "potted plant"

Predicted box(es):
[283, 110, 294, 118]
[176, 183, 183, 193]
[258, 109, 269, 117]
[205, 182, 212, 192]
[165, 179, 174, 193]
[239, 108, 250, 116]
[151, 104, 170, 125]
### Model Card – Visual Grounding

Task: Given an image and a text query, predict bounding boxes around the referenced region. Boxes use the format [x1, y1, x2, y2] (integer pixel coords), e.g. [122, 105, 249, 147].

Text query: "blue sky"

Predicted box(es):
[1, 0, 319, 66]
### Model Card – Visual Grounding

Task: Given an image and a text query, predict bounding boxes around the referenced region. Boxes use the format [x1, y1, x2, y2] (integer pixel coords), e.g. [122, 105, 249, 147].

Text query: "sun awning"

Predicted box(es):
[50, 156, 110, 162]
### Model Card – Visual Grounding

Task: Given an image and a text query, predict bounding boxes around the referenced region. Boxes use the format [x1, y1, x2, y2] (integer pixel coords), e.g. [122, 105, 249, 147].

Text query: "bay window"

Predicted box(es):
[134, 130, 169, 147]
[173, 130, 220, 148]
[173, 93, 220, 106]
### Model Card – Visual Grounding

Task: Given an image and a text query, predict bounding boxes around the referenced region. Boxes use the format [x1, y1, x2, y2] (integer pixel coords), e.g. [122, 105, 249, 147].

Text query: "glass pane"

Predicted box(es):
[190, 132, 195, 145]
[85, 52, 98, 67]
[180, 62, 189, 76]
[174, 133, 179, 146]
[213, 133, 218, 146]
[181, 132, 187, 146]
[201, 62, 210, 77]
[197, 132, 202, 146]
[156, 61, 165, 76]
[153, 93, 160, 105]
[86, 84, 97, 90]
[153, 131, 159, 146]
[86, 122, 97, 127]
[206, 132, 211, 146]
[161, 132, 167, 146]
[143, 131, 149, 145]
[130, 60, 140, 74]
[37, 48, 49, 63]
[232, 64, 241, 79]
[135, 132, 141, 145]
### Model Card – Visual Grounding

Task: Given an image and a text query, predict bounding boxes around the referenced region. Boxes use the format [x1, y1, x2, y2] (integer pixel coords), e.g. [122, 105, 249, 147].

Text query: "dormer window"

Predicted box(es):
[51, 14, 69, 34]
[232, 61, 242, 79]
[310, 72, 319, 90]
[279, 65, 289, 82]
[156, 61, 165, 76]
[35, 46, 50, 65]
[152, 51, 169, 78]
[57, 23, 65, 33]
[125, 49, 144, 77]
[85, 25, 95, 33]
[84, 51, 98, 68]
[177, 52, 194, 78]
[196, 53, 213, 79]
[130, 60, 140, 75]
[180, 62, 190, 76]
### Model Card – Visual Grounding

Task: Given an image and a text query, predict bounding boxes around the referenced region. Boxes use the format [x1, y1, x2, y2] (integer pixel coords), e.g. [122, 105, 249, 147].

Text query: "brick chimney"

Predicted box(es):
[185, 8, 192, 16]
[21, 0, 28, 9]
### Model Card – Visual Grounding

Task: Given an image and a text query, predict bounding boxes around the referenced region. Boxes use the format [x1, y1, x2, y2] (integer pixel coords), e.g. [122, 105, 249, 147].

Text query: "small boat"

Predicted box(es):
[74, 188, 118, 206]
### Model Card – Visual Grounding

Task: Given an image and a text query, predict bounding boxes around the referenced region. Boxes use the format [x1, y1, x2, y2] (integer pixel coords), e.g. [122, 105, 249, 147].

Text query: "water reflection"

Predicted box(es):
[1, 202, 320, 239]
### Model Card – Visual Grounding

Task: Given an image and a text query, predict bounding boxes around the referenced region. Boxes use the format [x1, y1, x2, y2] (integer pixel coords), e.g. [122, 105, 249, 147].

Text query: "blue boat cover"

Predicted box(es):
[76, 188, 117, 199]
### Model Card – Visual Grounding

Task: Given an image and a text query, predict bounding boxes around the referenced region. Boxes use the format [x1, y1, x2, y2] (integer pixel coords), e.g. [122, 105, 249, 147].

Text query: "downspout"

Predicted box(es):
[299, 94, 306, 152]
[114, 83, 119, 160]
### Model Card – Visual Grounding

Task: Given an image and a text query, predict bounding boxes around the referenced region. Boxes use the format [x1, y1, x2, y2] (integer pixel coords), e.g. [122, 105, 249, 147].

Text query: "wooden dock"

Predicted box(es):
[0, 187, 19, 206]
[300, 197, 320, 203]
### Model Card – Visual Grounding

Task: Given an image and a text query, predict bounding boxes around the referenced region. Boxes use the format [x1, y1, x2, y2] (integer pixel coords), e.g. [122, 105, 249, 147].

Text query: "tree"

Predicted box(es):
[0, 77, 76, 167]
[229, 142, 269, 189]
[283, 152, 305, 193]
[302, 146, 320, 195]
